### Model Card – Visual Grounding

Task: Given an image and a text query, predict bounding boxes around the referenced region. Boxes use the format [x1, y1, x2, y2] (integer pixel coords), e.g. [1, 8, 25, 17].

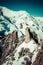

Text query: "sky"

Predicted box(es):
[0, 0, 43, 17]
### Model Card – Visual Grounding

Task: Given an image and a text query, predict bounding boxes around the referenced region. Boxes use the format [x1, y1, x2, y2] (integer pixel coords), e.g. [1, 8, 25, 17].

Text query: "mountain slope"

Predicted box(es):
[0, 6, 43, 65]
[0, 6, 43, 41]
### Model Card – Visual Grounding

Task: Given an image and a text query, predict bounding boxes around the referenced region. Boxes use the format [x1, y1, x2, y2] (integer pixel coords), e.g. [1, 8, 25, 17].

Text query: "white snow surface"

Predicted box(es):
[0, 6, 43, 40]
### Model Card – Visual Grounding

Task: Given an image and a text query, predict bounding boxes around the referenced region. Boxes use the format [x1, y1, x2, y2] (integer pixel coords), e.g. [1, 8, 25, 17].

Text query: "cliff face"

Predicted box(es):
[0, 27, 43, 65]
[0, 28, 38, 65]
[0, 30, 19, 64]
[33, 50, 43, 65]
[33, 42, 43, 65]
[25, 27, 30, 43]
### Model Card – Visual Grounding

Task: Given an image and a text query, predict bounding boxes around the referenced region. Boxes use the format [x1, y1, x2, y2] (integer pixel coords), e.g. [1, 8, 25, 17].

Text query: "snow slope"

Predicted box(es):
[3, 39, 38, 65]
[0, 6, 43, 40]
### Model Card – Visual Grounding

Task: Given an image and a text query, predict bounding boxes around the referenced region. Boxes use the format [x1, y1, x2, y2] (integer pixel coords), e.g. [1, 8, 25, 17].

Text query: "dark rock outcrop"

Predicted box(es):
[0, 30, 19, 65]
[33, 42, 43, 65]
[0, 43, 3, 58]
[26, 27, 38, 43]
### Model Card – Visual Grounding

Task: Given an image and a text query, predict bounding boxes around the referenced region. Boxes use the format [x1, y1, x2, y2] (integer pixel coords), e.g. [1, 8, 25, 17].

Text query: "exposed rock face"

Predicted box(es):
[0, 28, 41, 65]
[0, 43, 3, 58]
[33, 42, 43, 65]
[0, 30, 19, 65]
[32, 32, 38, 43]
[18, 48, 33, 60]
[18, 48, 32, 65]
[23, 57, 32, 65]
[25, 27, 38, 44]
[25, 27, 30, 43]
[0, 8, 3, 16]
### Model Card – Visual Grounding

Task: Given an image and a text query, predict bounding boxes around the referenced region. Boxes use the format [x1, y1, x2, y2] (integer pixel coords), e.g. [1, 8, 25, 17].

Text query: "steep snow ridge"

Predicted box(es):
[1, 6, 30, 18]
[1, 6, 16, 17]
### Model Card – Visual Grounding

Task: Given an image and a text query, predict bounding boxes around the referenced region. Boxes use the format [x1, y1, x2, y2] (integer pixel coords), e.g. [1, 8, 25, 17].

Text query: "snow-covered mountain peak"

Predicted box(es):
[0, 6, 43, 41]
[0, 6, 30, 18]
[0, 6, 43, 65]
